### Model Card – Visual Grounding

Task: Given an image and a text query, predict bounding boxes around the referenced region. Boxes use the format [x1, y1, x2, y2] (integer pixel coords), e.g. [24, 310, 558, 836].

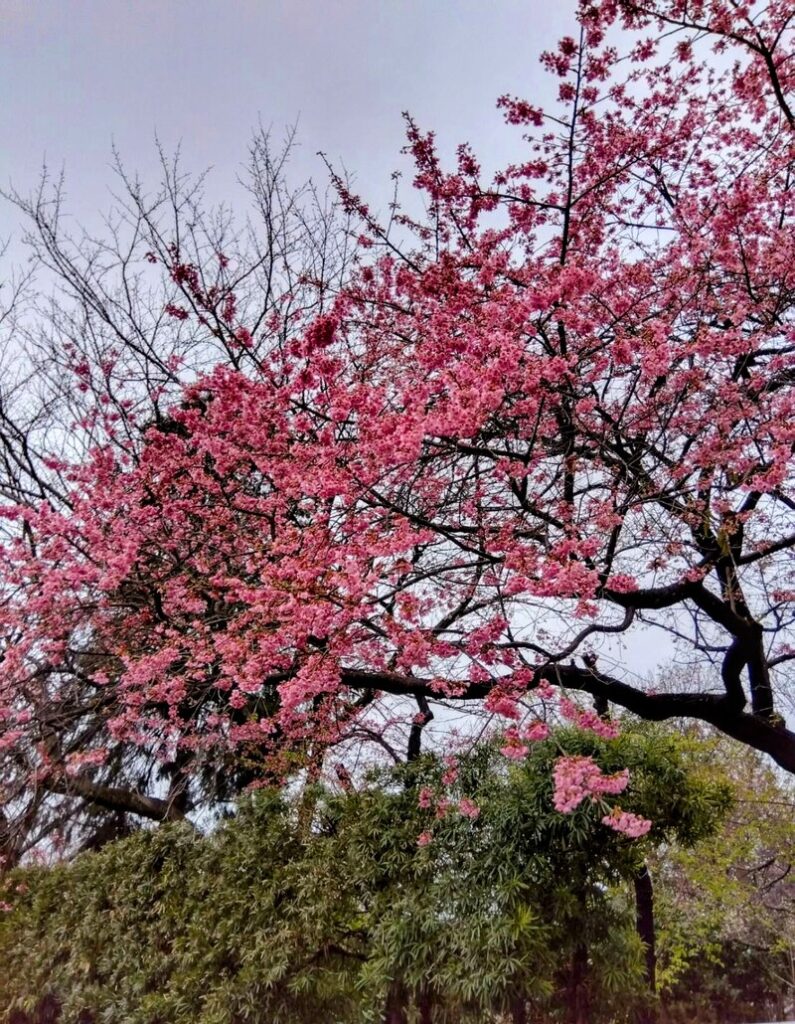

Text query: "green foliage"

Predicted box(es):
[0, 725, 734, 1023]
[652, 731, 795, 1022]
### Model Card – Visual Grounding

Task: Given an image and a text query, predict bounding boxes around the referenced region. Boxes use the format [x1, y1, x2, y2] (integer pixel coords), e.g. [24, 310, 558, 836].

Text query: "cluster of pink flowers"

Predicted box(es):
[458, 797, 480, 819]
[552, 755, 652, 838]
[552, 755, 629, 813]
[64, 748, 108, 776]
[500, 720, 550, 760]
[417, 786, 480, 821]
[417, 787, 434, 809]
[559, 697, 619, 740]
[601, 809, 652, 838]
[441, 756, 459, 786]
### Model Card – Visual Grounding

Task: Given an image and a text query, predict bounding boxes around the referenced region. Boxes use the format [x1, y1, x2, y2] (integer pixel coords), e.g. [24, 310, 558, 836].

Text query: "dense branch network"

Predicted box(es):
[1, 0, 794, 857]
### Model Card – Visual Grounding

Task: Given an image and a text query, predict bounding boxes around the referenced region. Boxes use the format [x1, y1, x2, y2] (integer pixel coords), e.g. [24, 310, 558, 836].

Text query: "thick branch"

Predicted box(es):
[42, 775, 187, 823]
[341, 665, 795, 774]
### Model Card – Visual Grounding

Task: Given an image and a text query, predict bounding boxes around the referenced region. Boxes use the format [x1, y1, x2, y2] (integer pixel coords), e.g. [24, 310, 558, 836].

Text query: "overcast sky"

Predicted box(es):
[1, 1, 575, 239]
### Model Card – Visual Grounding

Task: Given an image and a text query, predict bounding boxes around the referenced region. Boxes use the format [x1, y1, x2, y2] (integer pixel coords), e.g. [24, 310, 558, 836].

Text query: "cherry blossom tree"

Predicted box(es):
[1, 0, 795, 858]
[0, 128, 352, 860]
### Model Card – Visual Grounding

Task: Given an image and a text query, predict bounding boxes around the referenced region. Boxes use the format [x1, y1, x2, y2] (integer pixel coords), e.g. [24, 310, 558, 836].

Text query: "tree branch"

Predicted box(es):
[41, 775, 188, 823]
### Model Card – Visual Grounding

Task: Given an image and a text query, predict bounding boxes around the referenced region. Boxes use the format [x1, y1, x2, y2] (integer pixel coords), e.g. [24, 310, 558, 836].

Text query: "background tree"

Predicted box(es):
[653, 731, 795, 1021]
[0, 128, 352, 863]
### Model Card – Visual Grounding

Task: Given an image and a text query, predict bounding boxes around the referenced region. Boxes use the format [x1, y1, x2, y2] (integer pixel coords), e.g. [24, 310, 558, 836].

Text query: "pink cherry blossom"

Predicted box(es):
[458, 798, 481, 820]
[601, 809, 653, 839]
[552, 756, 629, 813]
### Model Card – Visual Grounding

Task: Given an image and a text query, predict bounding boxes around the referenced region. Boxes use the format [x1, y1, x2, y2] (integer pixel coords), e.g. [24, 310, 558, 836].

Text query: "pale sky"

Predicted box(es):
[1, 1, 574, 238]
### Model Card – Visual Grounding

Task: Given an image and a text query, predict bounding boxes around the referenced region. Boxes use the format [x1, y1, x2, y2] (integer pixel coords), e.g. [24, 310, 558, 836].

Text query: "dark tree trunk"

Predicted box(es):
[407, 694, 433, 762]
[634, 864, 657, 1024]
[384, 980, 408, 1024]
[34, 995, 60, 1024]
[511, 994, 528, 1024]
[417, 984, 433, 1024]
[567, 942, 590, 1024]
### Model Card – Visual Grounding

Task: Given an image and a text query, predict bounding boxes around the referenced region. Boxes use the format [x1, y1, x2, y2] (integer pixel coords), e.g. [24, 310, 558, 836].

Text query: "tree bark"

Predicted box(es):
[407, 694, 433, 762]
[41, 775, 185, 823]
[567, 941, 590, 1024]
[417, 984, 433, 1024]
[340, 664, 795, 776]
[383, 979, 408, 1024]
[634, 864, 657, 1024]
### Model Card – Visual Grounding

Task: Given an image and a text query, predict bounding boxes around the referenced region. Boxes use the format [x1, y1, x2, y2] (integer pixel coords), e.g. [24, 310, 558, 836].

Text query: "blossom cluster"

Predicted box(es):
[552, 755, 651, 838]
[552, 755, 629, 813]
[601, 808, 652, 839]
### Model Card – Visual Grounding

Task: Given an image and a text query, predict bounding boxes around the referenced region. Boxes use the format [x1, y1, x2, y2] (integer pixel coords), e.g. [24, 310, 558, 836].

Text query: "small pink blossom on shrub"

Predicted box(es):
[458, 797, 480, 819]
[601, 808, 652, 838]
[417, 786, 434, 809]
[552, 755, 629, 813]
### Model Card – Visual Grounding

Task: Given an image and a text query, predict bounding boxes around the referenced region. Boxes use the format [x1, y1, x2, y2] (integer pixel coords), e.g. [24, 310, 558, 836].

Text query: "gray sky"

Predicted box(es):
[1, 1, 573, 237]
